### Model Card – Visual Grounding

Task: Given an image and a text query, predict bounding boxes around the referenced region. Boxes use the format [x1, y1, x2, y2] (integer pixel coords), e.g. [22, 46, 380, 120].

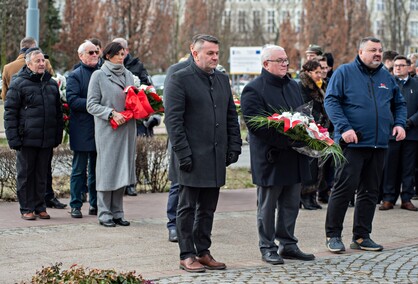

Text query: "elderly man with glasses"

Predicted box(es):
[241, 45, 315, 265]
[66, 40, 100, 218]
[4, 48, 63, 220]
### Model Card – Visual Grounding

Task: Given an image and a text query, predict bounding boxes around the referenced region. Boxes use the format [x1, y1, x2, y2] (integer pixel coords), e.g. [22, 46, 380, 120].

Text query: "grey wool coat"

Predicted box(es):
[164, 62, 242, 188]
[87, 61, 137, 191]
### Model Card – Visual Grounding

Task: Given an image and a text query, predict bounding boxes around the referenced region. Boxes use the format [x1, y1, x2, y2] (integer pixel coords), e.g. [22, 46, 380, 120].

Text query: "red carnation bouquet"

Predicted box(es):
[248, 110, 344, 165]
[110, 85, 164, 129]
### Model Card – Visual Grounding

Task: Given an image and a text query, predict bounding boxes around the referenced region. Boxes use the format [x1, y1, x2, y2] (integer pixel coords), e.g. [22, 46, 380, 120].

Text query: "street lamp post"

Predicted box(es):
[26, 0, 39, 43]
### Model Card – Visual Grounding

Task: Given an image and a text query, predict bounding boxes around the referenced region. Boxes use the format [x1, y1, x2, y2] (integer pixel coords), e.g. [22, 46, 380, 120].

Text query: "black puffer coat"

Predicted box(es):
[4, 66, 63, 149]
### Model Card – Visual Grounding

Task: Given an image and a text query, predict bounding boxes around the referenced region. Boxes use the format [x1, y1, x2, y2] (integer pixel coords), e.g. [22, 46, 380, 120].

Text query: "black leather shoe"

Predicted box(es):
[125, 185, 137, 196]
[168, 229, 178, 242]
[261, 251, 284, 265]
[46, 197, 67, 209]
[70, 208, 83, 218]
[88, 207, 98, 215]
[113, 218, 130, 226]
[279, 247, 315, 261]
[99, 220, 116, 227]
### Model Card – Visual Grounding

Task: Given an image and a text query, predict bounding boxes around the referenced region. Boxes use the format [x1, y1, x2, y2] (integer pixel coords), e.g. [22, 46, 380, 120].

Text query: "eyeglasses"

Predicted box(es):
[87, 50, 100, 56]
[394, 64, 409, 68]
[267, 58, 289, 65]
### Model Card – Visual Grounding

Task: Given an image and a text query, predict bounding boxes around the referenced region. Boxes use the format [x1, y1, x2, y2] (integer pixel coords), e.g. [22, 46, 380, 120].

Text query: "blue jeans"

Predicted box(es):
[70, 151, 97, 209]
[166, 182, 179, 229]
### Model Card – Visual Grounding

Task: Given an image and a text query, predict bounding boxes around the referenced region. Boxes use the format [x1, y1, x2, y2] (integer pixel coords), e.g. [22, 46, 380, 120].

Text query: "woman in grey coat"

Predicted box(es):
[87, 42, 136, 227]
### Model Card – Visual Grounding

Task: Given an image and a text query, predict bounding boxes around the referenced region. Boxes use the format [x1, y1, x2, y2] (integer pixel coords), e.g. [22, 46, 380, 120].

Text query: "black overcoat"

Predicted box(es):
[397, 77, 418, 141]
[241, 69, 311, 186]
[164, 62, 242, 188]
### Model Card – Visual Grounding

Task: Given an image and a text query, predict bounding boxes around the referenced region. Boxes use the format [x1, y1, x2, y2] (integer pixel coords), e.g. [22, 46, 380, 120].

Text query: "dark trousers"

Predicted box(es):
[166, 182, 179, 230]
[177, 185, 220, 260]
[258, 184, 300, 253]
[70, 151, 97, 209]
[326, 148, 386, 240]
[44, 149, 55, 201]
[383, 140, 418, 203]
[17, 147, 52, 214]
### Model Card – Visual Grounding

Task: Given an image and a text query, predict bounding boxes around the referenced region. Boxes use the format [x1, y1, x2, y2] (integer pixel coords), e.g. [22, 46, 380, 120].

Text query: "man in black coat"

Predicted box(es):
[241, 45, 315, 265]
[380, 55, 418, 211]
[165, 34, 242, 273]
[164, 54, 193, 243]
[66, 40, 100, 218]
[4, 48, 63, 220]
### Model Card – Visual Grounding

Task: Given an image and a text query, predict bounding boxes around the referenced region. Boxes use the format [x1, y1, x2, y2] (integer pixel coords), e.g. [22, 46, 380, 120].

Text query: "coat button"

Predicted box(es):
[216, 123, 219, 127]
[214, 142, 218, 146]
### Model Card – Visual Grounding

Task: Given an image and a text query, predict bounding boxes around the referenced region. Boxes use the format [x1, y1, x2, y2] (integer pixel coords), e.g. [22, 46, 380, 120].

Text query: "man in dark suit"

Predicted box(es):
[241, 45, 315, 265]
[380, 55, 418, 211]
[165, 34, 241, 273]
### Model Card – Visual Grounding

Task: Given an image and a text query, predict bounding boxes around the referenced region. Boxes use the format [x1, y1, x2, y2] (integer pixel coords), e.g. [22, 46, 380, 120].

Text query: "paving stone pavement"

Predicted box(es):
[155, 245, 418, 283]
[0, 188, 417, 283]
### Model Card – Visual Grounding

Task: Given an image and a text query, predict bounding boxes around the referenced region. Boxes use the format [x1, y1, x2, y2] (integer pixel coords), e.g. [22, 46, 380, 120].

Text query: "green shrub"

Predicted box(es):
[30, 262, 153, 284]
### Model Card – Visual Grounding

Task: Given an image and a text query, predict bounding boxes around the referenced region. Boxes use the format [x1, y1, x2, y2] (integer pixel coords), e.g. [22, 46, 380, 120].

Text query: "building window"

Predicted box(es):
[375, 20, 384, 37]
[223, 10, 231, 29]
[267, 10, 276, 33]
[238, 10, 246, 32]
[411, 21, 418, 37]
[376, 0, 385, 11]
[253, 10, 261, 31]
[411, 0, 418, 10]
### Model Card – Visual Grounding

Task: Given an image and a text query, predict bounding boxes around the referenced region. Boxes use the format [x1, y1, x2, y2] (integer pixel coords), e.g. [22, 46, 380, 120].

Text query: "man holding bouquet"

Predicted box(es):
[241, 45, 315, 265]
[165, 34, 242, 272]
[324, 37, 407, 253]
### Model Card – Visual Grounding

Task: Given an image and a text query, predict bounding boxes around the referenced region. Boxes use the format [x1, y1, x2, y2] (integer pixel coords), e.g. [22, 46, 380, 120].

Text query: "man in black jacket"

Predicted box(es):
[165, 34, 241, 273]
[4, 48, 63, 220]
[241, 45, 315, 265]
[380, 55, 418, 211]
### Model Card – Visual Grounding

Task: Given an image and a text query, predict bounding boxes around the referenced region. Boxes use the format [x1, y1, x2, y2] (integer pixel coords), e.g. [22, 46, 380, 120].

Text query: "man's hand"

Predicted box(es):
[179, 156, 193, 172]
[341, 129, 358, 144]
[226, 151, 239, 166]
[393, 126, 406, 141]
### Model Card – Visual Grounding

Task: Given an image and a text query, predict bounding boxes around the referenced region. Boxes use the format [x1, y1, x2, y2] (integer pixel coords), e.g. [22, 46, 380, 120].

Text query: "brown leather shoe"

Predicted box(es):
[37, 211, 51, 219]
[379, 201, 394, 211]
[401, 201, 418, 211]
[21, 212, 36, 220]
[179, 256, 205, 273]
[197, 253, 226, 270]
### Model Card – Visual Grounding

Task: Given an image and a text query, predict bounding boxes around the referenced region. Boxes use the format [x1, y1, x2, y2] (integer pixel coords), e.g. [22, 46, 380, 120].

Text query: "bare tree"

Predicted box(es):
[0, 0, 26, 69]
[56, 0, 99, 70]
[300, 0, 371, 67]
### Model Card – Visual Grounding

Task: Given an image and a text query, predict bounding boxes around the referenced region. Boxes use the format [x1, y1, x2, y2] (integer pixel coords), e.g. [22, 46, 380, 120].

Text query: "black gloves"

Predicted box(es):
[406, 119, 414, 130]
[11, 146, 21, 151]
[143, 114, 161, 129]
[289, 140, 307, 148]
[226, 151, 239, 166]
[179, 156, 193, 172]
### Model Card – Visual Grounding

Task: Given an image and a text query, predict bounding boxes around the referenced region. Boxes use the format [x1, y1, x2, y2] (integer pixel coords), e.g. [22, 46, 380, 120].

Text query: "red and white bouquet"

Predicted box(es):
[110, 85, 164, 129]
[248, 111, 344, 165]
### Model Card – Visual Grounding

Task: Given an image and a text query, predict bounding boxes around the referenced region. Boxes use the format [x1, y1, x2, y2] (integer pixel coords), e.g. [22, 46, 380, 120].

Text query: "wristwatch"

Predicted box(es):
[108, 110, 115, 120]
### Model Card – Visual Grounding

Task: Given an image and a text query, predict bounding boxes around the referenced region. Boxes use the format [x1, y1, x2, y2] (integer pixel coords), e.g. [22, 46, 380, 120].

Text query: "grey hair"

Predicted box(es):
[77, 40, 95, 54]
[358, 37, 381, 50]
[112, 37, 128, 49]
[25, 50, 43, 63]
[261, 44, 285, 64]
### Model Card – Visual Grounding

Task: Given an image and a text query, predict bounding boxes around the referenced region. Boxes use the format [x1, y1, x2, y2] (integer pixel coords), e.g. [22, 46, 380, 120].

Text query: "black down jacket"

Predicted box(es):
[4, 66, 63, 149]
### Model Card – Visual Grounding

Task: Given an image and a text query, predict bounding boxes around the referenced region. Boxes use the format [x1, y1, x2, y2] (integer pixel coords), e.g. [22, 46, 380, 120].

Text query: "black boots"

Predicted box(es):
[300, 192, 322, 210]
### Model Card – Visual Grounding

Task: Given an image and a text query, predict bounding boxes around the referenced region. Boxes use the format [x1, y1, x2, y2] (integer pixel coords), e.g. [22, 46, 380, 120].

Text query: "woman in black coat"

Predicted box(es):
[298, 60, 332, 210]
